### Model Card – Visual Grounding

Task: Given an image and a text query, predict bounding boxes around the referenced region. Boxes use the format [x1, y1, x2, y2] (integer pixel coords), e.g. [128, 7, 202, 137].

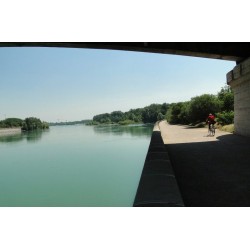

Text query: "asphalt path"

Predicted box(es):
[159, 121, 250, 207]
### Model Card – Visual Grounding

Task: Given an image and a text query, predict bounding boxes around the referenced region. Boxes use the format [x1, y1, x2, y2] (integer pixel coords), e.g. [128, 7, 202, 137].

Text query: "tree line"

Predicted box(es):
[88, 85, 234, 126]
[87, 103, 169, 125]
[166, 85, 234, 125]
[0, 117, 49, 131]
[1, 85, 234, 129]
[49, 120, 91, 126]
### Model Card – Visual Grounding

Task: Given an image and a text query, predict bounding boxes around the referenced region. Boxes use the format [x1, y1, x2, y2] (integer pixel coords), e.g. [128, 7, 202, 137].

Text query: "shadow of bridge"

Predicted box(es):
[166, 133, 250, 206]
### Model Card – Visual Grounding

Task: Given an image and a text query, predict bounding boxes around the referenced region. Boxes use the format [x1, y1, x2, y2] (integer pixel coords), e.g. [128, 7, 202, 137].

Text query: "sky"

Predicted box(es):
[0, 47, 236, 122]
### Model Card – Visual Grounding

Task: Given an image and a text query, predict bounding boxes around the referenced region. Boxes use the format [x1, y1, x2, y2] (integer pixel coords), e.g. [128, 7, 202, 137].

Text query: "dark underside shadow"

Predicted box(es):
[165, 134, 250, 207]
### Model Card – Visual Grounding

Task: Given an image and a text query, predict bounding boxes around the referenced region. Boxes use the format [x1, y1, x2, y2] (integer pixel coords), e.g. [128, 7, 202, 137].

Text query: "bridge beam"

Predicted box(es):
[0, 42, 249, 63]
[227, 57, 250, 137]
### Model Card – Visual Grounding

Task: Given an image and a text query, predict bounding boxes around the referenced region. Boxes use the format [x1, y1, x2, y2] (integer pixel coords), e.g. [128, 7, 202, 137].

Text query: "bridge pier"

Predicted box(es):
[227, 57, 250, 137]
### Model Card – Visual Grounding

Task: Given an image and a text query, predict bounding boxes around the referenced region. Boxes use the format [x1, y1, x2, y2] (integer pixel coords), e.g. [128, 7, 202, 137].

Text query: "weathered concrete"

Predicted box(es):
[0, 128, 21, 136]
[227, 57, 250, 137]
[133, 122, 184, 207]
[160, 121, 250, 207]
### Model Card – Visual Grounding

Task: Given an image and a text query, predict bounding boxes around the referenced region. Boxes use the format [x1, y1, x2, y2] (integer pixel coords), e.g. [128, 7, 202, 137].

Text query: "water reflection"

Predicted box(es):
[0, 133, 23, 143]
[25, 130, 47, 143]
[93, 124, 153, 137]
[0, 130, 48, 144]
[0, 125, 150, 206]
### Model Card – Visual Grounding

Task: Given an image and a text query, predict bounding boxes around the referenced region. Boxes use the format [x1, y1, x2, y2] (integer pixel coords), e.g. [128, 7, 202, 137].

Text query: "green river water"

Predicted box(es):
[0, 124, 152, 206]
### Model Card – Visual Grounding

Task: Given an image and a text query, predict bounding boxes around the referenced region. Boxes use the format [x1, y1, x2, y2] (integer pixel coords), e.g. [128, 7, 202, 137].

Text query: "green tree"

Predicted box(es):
[93, 113, 111, 123]
[0, 118, 23, 128]
[42, 121, 49, 129]
[157, 112, 165, 121]
[161, 103, 170, 115]
[141, 104, 162, 123]
[215, 111, 234, 125]
[22, 117, 44, 131]
[166, 102, 189, 124]
[188, 94, 221, 123]
[127, 108, 143, 122]
[110, 111, 124, 123]
[217, 85, 234, 111]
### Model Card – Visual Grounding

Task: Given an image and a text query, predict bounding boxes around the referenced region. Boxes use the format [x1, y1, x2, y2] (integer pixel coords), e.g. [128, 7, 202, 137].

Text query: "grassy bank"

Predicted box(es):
[86, 120, 141, 126]
[185, 122, 235, 134]
[217, 124, 234, 133]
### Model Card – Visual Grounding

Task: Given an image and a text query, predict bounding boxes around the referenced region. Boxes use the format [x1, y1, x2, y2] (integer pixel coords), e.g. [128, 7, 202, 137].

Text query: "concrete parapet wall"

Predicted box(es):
[133, 124, 184, 207]
[227, 57, 250, 137]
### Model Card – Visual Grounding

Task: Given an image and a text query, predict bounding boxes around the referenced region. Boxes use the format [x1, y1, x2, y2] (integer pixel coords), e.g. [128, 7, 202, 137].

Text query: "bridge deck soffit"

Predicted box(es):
[0, 42, 249, 63]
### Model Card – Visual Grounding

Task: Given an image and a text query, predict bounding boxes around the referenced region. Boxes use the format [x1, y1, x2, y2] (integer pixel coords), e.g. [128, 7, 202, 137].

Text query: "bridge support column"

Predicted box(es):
[227, 57, 250, 137]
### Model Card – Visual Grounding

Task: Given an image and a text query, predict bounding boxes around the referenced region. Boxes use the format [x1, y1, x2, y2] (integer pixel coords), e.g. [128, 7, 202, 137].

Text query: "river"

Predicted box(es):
[0, 124, 153, 207]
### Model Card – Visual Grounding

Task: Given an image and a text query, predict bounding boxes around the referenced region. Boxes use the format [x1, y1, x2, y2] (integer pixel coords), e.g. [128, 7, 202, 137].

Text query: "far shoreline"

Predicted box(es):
[0, 128, 22, 136]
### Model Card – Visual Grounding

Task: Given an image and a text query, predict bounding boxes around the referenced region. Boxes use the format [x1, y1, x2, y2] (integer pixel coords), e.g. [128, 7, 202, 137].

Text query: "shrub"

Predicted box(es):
[118, 120, 135, 125]
[221, 124, 234, 133]
[215, 111, 234, 125]
[86, 120, 100, 125]
[42, 122, 49, 129]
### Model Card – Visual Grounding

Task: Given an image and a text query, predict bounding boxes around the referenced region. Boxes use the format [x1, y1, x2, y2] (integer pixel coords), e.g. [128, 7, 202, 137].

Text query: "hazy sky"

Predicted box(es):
[0, 47, 235, 122]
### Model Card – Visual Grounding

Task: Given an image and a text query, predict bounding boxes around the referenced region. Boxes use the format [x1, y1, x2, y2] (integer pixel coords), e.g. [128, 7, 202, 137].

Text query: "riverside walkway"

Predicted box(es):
[159, 121, 250, 207]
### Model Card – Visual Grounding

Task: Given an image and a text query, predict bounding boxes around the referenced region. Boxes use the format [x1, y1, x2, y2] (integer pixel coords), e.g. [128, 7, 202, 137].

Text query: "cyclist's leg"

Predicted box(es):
[211, 124, 215, 136]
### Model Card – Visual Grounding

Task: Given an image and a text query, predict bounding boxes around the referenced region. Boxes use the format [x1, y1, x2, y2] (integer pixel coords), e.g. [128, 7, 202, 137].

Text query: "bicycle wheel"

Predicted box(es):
[211, 125, 215, 136]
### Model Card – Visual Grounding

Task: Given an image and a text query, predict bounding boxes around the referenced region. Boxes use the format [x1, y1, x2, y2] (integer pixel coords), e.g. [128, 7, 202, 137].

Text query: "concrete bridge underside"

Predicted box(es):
[1, 42, 250, 136]
[1, 42, 250, 63]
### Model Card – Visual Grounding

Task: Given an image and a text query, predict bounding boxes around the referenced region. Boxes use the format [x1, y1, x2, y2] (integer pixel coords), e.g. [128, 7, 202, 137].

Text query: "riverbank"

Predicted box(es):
[0, 128, 21, 136]
[86, 121, 147, 126]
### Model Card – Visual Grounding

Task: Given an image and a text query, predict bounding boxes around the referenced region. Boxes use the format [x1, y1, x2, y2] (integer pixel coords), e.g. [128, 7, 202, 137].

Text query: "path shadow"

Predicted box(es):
[171, 124, 206, 129]
[165, 134, 250, 207]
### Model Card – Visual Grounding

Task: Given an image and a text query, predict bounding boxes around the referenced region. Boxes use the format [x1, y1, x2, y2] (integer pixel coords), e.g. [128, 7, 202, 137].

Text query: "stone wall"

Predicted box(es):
[227, 57, 250, 137]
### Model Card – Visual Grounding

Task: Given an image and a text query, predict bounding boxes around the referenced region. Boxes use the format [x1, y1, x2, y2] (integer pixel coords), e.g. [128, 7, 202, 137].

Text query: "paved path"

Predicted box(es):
[159, 121, 250, 207]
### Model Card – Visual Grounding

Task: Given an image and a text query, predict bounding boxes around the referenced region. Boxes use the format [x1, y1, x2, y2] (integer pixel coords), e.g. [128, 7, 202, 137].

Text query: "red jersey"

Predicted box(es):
[207, 115, 215, 123]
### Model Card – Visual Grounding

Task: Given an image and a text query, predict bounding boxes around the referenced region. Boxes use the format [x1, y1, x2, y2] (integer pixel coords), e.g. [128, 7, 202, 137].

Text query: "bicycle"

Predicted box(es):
[208, 123, 215, 136]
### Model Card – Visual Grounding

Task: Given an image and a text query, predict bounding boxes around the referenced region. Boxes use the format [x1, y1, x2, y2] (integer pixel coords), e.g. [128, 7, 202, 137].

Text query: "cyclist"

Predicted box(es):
[206, 113, 216, 131]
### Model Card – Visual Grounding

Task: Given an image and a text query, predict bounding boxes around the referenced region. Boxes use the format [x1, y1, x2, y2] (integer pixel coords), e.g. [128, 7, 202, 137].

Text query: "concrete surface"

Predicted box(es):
[227, 57, 250, 137]
[133, 122, 184, 207]
[159, 121, 250, 207]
